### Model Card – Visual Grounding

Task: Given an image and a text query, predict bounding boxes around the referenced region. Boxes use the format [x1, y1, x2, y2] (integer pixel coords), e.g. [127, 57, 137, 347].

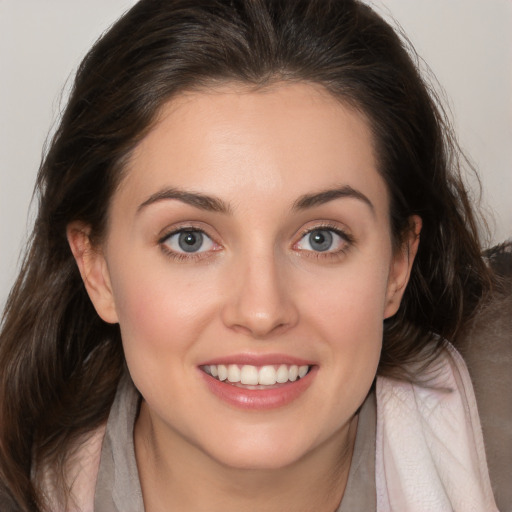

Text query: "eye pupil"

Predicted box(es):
[178, 231, 203, 252]
[309, 230, 333, 252]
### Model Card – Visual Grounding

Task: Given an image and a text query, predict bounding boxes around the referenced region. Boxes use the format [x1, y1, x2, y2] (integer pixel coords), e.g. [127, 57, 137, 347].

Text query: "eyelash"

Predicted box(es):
[157, 223, 354, 262]
[158, 226, 219, 262]
[294, 223, 354, 260]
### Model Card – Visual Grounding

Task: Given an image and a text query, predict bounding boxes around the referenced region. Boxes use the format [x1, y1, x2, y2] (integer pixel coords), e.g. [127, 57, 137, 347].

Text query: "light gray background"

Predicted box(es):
[1, 0, 511, 310]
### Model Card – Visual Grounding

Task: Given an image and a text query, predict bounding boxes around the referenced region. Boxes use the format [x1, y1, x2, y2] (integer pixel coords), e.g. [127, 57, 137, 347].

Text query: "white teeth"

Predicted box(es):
[258, 365, 277, 385]
[217, 364, 228, 381]
[240, 365, 259, 385]
[227, 364, 241, 383]
[205, 363, 310, 385]
[299, 364, 310, 376]
[276, 364, 289, 383]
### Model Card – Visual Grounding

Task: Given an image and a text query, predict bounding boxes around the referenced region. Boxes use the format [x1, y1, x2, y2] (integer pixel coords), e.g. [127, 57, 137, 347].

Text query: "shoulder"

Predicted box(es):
[458, 241, 512, 512]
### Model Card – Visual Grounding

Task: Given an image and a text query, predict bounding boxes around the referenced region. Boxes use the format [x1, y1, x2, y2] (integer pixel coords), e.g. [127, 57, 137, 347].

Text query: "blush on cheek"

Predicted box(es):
[115, 277, 213, 362]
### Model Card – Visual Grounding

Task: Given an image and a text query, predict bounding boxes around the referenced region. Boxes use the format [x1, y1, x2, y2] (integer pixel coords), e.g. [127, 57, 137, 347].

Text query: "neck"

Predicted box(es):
[134, 402, 358, 512]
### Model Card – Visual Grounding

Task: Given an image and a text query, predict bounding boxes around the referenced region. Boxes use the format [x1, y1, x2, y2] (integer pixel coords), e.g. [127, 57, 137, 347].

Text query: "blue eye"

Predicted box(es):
[296, 228, 348, 253]
[162, 230, 215, 254]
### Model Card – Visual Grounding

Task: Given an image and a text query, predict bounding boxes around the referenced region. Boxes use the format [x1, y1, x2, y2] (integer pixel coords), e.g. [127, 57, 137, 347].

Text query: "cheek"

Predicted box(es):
[107, 259, 220, 368]
[302, 254, 390, 379]
[317, 285, 385, 421]
[304, 252, 391, 335]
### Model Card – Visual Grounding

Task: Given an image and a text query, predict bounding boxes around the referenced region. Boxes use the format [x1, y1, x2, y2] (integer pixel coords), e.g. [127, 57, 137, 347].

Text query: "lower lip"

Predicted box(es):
[200, 367, 317, 410]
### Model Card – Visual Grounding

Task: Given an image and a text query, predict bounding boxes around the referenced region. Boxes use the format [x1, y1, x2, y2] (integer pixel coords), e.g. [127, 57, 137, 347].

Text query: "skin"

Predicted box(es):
[68, 82, 420, 511]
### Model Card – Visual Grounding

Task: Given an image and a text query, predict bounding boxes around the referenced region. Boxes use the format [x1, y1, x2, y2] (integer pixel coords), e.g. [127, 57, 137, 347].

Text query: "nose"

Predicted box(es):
[221, 251, 299, 338]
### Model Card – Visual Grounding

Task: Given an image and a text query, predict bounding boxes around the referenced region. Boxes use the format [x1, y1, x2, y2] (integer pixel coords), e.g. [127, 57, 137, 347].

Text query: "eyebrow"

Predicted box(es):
[292, 185, 375, 214]
[137, 187, 231, 214]
[137, 184, 374, 216]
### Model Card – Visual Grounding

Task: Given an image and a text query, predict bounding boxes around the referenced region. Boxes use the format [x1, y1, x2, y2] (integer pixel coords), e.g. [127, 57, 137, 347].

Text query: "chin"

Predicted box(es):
[211, 446, 305, 472]
[198, 425, 321, 471]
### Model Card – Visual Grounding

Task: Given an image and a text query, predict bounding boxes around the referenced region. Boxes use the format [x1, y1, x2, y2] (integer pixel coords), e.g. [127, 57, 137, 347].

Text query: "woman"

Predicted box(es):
[0, 0, 507, 510]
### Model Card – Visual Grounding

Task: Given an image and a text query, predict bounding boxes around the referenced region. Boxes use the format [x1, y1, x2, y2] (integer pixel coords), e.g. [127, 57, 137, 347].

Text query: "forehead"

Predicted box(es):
[117, 82, 388, 217]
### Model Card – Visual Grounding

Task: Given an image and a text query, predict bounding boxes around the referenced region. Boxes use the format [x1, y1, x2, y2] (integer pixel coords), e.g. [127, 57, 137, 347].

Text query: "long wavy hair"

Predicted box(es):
[0, 0, 493, 509]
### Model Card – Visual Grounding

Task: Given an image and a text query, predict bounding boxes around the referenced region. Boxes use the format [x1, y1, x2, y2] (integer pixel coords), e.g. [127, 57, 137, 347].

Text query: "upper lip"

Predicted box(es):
[199, 353, 314, 367]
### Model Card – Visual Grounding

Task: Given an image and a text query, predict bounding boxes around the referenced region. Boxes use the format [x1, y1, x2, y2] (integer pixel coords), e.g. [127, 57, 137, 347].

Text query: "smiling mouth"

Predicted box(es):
[201, 364, 311, 388]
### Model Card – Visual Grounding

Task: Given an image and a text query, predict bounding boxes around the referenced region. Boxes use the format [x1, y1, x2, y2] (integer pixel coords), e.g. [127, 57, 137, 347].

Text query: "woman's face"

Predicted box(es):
[73, 82, 417, 470]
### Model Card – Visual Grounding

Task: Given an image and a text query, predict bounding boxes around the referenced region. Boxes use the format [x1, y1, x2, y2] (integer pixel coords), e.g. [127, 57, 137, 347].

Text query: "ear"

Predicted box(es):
[384, 215, 422, 319]
[67, 222, 119, 324]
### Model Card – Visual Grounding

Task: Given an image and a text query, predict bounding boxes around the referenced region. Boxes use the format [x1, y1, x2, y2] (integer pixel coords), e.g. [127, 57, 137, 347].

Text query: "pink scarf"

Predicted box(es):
[376, 344, 498, 511]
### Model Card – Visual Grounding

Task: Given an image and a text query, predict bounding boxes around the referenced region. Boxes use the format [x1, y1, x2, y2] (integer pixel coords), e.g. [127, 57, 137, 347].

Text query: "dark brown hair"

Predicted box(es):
[0, 0, 493, 509]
